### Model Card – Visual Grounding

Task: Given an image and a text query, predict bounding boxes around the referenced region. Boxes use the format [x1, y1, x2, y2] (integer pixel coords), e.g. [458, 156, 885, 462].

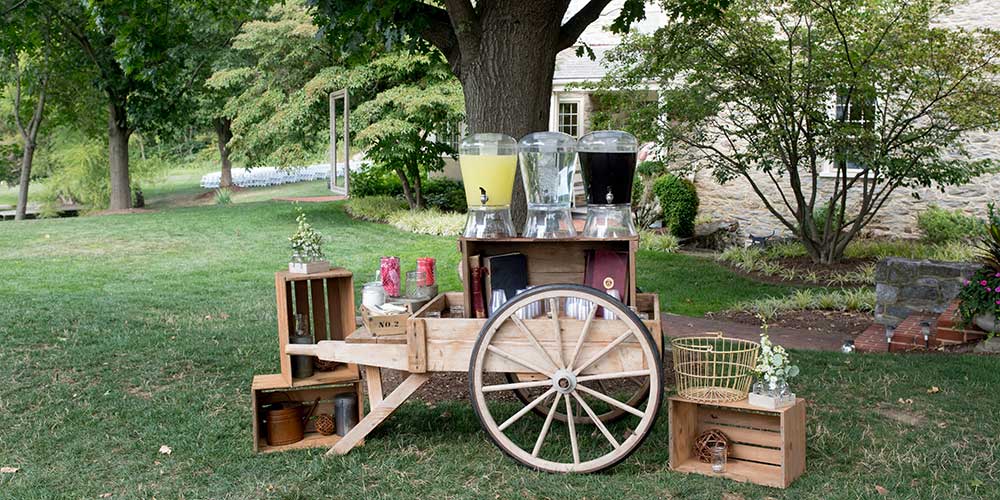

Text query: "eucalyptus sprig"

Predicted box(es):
[288, 207, 325, 262]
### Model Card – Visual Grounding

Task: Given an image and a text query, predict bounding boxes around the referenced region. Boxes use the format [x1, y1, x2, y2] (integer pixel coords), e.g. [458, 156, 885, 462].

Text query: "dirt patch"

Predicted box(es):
[195, 185, 246, 200]
[875, 407, 925, 426]
[709, 309, 873, 338]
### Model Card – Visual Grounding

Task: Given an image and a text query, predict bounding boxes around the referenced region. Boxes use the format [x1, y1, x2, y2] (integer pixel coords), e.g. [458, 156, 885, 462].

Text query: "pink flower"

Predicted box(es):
[996, 300, 1000, 305]
[982, 280, 990, 286]
[995, 286, 1000, 293]
[964, 279, 972, 285]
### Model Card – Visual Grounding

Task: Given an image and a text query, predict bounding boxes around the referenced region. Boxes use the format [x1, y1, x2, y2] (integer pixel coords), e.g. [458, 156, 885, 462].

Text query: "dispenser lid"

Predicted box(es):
[577, 130, 638, 153]
[518, 131, 577, 153]
[460, 133, 517, 156]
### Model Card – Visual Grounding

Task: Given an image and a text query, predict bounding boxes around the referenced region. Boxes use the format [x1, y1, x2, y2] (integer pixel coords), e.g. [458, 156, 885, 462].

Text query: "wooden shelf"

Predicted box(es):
[672, 457, 785, 488]
[459, 235, 639, 243]
[253, 364, 360, 390]
[257, 431, 345, 454]
[276, 267, 353, 282]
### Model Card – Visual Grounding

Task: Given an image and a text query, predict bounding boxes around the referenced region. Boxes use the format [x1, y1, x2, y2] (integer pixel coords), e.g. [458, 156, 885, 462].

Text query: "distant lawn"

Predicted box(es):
[2, 202, 996, 498]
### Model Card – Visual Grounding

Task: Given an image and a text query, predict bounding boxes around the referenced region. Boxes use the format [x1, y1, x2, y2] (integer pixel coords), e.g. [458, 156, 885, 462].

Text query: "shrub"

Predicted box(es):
[917, 205, 982, 244]
[734, 288, 875, 320]
[386, 209, 465, 236]
[344, 196, 407, 223]
[214, 188, 232, 206]
[422, 178, 466, 213]
[349, 166, 403, 197]
[810, 202, 844, 239]
[639, 230, 679, 253]
[653, 174, 698, 238]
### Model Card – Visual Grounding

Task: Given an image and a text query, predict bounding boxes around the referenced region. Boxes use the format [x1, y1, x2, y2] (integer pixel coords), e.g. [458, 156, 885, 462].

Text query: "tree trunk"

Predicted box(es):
[108, 101, 133, 210]
[395, 168, 416, 209]
[413, 169, 424, 210]
[15, 143, 35, 220]
[215, 117, 234, 188]
[457, 1, 563, 230]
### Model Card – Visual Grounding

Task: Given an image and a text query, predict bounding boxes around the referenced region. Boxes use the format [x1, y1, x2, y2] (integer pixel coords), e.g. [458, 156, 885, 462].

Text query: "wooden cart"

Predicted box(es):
[286, 236, 664, 474]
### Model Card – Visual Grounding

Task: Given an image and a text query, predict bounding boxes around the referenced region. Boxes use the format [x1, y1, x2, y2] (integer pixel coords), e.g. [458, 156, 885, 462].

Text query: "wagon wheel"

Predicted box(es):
[469, 284, 663, 473]
[504, 371, 650, 425]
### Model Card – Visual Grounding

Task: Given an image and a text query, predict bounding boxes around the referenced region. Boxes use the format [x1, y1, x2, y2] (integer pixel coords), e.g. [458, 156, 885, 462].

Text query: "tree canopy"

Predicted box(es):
[600, 0, 1000, 263]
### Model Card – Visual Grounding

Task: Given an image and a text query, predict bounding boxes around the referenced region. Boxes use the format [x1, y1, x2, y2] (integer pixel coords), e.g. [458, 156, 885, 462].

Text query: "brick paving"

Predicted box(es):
[661, 314, 845, 352]
[854, 300, 988, 353]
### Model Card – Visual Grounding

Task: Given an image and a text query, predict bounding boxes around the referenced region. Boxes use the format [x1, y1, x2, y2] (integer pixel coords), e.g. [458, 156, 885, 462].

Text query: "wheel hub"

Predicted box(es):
[552, 369, 577, 394]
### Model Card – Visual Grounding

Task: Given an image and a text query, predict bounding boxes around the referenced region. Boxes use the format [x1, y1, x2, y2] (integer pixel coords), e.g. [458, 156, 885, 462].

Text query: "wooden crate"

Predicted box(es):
[275, 269, 360, 387]
[668, 396, 806, 489]
[458, 236, 638, 316]
[251, 374, 365, 453]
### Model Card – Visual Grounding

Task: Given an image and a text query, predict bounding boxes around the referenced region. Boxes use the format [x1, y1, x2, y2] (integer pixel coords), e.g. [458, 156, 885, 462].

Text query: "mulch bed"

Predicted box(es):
[721, 255, 875, 287]
[708, 309, 874, 338]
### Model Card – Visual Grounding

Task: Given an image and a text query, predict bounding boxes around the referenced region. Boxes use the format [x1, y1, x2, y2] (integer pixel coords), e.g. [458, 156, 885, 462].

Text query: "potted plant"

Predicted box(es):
[958, 203, 1000, 334]
[288, 207, 329, 274]
[748, 332, 800, 409]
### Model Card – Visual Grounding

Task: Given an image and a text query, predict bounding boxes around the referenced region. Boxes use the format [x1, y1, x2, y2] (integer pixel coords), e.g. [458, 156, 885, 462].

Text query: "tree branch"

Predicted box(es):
[557, 0, 612, 51]
[444, 0, 480, 59]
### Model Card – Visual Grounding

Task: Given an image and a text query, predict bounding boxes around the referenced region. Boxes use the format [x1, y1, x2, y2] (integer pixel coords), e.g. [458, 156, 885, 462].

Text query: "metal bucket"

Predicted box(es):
[266, 403, 304, 446]
[334, 394, 358, 436]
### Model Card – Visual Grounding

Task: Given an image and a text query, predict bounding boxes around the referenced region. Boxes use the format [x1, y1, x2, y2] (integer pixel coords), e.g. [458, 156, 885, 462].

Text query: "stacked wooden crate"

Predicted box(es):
[251, 269, 365, 453]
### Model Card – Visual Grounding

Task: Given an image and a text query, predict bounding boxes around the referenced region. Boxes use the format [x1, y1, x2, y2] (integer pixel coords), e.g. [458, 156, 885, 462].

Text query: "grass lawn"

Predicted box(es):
[1, 201, 997, 499]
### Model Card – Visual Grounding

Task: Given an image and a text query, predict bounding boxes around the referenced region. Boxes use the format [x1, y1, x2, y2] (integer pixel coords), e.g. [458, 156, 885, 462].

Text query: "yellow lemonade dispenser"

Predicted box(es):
[460, 133, 518, 238]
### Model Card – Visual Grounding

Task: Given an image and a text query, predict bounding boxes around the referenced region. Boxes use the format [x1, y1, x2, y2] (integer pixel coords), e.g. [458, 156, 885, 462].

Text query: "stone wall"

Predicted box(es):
[874, 257, 981, 326]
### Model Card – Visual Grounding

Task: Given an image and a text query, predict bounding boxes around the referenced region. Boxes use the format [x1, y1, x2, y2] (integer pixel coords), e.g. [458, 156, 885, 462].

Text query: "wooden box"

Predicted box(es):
[251, 374, 365, 453]
[458, 236, 638, 316]
[276, 269, 360, 387]
[360, 304, 409, 336]
[668, 396, 806, 489]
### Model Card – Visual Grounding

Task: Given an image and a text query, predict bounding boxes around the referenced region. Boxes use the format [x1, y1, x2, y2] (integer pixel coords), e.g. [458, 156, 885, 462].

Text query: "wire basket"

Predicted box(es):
[672, 333, 760, 403]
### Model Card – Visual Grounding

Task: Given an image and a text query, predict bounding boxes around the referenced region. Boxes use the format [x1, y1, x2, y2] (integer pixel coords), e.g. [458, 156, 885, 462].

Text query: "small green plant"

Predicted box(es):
[917, 205, 982, 244]
[734, 288, 875, 317]
[288, 207, 325, 262]
[652, 174, 699, 238]
[639, 230, 679, 253]
[345, 196, 408, 223]
[214, 188, 233, 206]
[756, 334, 799, 391]
[386, 209, 465, 236]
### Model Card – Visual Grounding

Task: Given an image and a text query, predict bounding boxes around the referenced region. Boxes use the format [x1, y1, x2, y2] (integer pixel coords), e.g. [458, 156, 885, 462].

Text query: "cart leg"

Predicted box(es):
[327, 372, 430, 456]
[365, 366, 384, 406]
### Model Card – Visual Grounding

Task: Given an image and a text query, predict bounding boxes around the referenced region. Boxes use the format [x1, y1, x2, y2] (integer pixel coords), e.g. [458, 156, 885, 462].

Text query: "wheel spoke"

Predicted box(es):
[567, 303, 597, 371]
[573, 391, 620, 449]
[573, 330, 636, 375]
[576, 383, 645, 418]
[481, 378, 553, 393]
[565, 394, 580, 465]
[499, 387, 557, 431]
[576, 370, 652, 383]
[486, 345, 555, 378]
[549, 298, 566, 369]
[532, 393, 560, 457]
[511, 315, 560, 371]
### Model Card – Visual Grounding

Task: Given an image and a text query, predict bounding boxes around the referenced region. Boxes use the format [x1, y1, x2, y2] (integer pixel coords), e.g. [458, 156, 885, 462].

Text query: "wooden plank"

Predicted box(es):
[276, 268, 353, 282]
[407, 318, 428, 373]
[698, 406, 782, 432]
[729, 443, 783, 466]
[673, 458, 784, 489]
[365, 366, 383, 407]
[335, 276, 355, 340]
[697, 421, 782, 449]
[346, 326, 408, 345]
[293, 281, 311, 338]
[286, 341, 411, 371]
[669, 399, 699, 469]
[311, 279, 328, 341]
[259, 432, 342, 454]
[328, 373, 431, 455]
[251, 381, 261, 453]
[782, 399, 807, 487]
[276, 275, 294, 387]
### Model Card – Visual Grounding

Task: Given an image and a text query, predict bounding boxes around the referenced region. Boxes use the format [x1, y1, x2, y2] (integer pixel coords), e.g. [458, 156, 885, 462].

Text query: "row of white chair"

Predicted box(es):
[200, 164, 334, 189]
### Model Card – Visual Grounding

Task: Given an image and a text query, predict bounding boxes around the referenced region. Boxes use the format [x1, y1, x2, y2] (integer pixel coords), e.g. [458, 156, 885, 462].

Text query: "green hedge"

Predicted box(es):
[917, 205, 982, 243]
[653, 174, 699, 238]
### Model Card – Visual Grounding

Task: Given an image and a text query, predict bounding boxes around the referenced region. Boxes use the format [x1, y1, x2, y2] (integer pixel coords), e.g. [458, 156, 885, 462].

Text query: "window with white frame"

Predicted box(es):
[828, 90, 876, 176]
[558, 101, 581, 137]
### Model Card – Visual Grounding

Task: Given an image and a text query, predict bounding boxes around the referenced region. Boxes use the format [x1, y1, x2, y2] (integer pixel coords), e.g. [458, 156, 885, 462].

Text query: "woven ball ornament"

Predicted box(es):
[694, 428, 730, 463]
[314, 414, 336, 436]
